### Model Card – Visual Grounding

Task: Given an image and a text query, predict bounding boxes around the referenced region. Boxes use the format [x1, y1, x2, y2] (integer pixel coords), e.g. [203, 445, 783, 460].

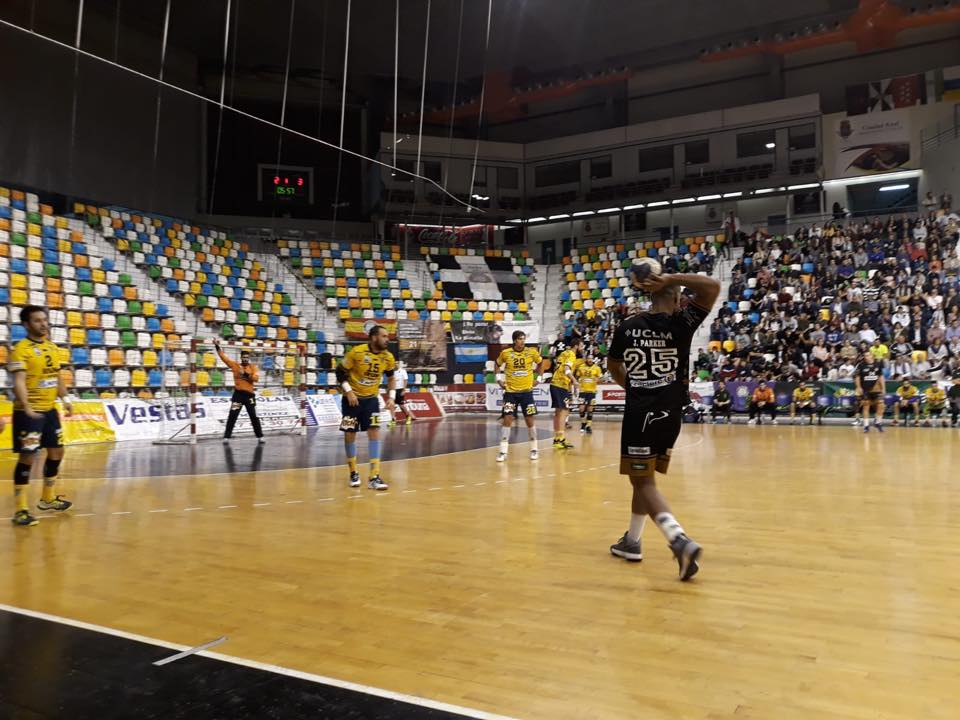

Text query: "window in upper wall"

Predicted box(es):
[498, 166, 519, 189]
[788, 124, 816, 151]
[684, 139, 709, 165]
[638, 145, 674, 172]
[590, 155, 612, 180]
[737, 129, 776, 158]
[535, 160, 580, 187]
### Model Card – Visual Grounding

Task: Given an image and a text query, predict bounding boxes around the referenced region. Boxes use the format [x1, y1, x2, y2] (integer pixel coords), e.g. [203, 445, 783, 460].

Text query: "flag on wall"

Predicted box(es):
[431, 255, 525, 301]
[846, 74, 928, 116]
[453, 345, 487, 364]
[943, 66, 960, 102]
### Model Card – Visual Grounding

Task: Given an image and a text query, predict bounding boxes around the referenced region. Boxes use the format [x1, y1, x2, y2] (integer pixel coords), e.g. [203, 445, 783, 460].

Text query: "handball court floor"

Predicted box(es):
[1, 416, 959, 719]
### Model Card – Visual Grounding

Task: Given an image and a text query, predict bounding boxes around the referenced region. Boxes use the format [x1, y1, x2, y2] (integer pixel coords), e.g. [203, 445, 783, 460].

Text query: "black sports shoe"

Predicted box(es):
[37, 496, 72, 512]
[11, 510, 38, 527]
[349, 471, 361, 488]
[368, 476, 388, 491]
[609, 532, 642, 561]
[585, 426, 593, 434]
[669, 534, 701, 581]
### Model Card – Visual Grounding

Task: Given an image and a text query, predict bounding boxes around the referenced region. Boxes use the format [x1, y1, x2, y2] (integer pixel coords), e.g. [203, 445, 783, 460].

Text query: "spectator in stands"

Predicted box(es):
[927, 338, 949, 379]
[748, 381, 777, 425]
[889, 353, 912, 380]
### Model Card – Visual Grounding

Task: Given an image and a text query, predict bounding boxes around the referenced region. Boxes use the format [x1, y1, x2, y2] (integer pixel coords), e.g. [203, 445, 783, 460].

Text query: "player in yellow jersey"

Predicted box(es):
[337, 325, 396, 490]
[922, 383, 948, 427]
[8, 306, 73, 526]
[893, 378, 919, 426]
[495, 331, 544, 462]
[790, 381, 817, 425]
[549, 338, 582, 449]
[576, 355, 603, 434]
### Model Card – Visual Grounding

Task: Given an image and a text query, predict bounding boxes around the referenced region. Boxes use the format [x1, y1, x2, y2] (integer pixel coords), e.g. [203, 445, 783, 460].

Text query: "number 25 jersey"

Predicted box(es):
[608, 303, 709, 409]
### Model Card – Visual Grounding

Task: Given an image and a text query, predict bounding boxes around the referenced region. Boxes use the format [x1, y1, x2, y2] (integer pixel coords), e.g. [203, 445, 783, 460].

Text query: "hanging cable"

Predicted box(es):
[467, 0, 494, 211]
[437, 0, 465, 228]
[270, 0, 297, 234]
[207, 0, 233, 215]
[407, 0, 432, 228]
[66, 0, 85, 199]
[392, 0, 399, 173]
[149, 0, 172, 212]
[112, 0, 121, 61]
[0, 16, 479, 213]
[331, 0, 353, 237]
[317, 0, 328, 138]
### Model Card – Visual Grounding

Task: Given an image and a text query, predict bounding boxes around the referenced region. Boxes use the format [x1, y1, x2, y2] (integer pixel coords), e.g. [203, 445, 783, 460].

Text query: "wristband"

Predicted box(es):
[496, 373, 505, 382]
[341, 382, 353, 392]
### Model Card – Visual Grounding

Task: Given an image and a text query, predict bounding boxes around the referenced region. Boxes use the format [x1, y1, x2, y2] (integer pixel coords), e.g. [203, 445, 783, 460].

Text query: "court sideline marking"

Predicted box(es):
[0, 602, 518, 720]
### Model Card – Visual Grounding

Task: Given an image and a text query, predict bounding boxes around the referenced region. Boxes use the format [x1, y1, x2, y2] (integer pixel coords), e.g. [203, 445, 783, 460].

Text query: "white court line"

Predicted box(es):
[73, 513, 96, 517]
[148, 509, 168, 514]
[285, 500, 304, 505]
[428, 487, 443, 492]
[452, 484, 465, 489]
[402, 489, 417, 494]
[473, 482, 486, 486]
[0, 603, 516, 720]
[252, 502, 271, 507]
[111, 511, 132, 516]
[317, 498, 335, 503]
[218, 505, 238, 509]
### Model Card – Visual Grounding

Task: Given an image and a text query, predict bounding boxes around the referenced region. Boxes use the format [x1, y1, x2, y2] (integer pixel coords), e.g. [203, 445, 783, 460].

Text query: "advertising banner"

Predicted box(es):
[0, 400, 115, 450]
[389, 391, 445, 420]
[305, 394, 342, 427]
[833, 108, 912, 177]
[485, 383, 552, 411]
[397, 320, 448, 371]
[344, 318, 398, 340]
[499, 320, 541, 344]
[433, 384, 487, 413]
[450, 320, 504, 344]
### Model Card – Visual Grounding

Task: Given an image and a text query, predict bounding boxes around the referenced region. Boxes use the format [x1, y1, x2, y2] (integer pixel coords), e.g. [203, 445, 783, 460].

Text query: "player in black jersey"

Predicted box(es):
[607, 267, 720, 581]
[854, 352, 886, 433]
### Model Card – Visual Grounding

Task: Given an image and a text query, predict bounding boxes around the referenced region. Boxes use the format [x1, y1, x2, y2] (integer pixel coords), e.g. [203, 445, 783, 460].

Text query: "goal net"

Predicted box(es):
[152, 338, 307, 444]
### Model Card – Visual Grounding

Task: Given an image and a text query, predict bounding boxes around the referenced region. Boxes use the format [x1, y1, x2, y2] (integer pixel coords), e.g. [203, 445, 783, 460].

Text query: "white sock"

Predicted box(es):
[500, 426, 511, 443]
[627, 514, 646, 543]
[655, 512, 685, 543]
[499, 440, 509, 454]
[527, 426, 537, 449]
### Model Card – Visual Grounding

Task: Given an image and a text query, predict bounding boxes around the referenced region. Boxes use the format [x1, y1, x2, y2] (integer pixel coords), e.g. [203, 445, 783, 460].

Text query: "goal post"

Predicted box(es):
[152, 338, 308, 445]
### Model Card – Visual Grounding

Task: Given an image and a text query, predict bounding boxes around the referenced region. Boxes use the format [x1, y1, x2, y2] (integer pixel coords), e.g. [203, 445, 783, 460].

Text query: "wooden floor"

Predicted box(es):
[1, 417, 959, 719]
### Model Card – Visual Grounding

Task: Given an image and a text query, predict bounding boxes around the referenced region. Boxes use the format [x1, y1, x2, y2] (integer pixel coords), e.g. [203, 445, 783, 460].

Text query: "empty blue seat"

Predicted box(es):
[0, 288, 10, 304]
[749, 312, 760, 324]
[145, 254, 157, 266]
[72, 242, 87, 254]
[269, 315, 280, 327]
[71, 348, 89, 364]
[230, 298, 242, 311]
[11, 258, 27, 273]
[0, 206, 10, 219]
[274, 283, 283, 292]
[387, 270, 397, 279]
[400, 279, 410, 290]
[508, 302, 518, 312]
[159, 349, 173, 366]
[43, 237, 58, 251]
[43, 249, 59, 264]
[87, 329, 104, 345]
[338, 298, 349, 309]
[287, 328, 299, 340]
[110, 284, 124, 298]
[743, 288, 754, 299]
[374, 310, 386, 319]
[97, 297, 113, 312]
[255, 326, 268, 339]
[473, 311, 484, 320]
[802, 262, 815, 273]
[148, 369, 163, 386]
[146, 318, 161, 331]
[156, 304, 169, 317]
[347, 277, 358, 288]
[102, 258, 115, 271]
[95, 369, 112, 387]
[11, 325, 27, 342]
[201, 262, 212, 272]
[201, 283, 213, 296]
[393, 299, 404, 310]
[314, 278, 325, 288]
[76, 267, 92, 281]
[42, 225, 56, 238]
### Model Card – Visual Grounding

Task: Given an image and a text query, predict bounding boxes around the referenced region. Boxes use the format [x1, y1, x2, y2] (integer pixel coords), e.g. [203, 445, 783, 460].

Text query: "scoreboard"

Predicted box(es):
[257, 164, 314, 205]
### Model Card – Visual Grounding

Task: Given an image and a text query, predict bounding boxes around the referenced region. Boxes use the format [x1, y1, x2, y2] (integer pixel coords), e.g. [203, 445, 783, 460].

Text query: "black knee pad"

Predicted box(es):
[14, 463, 32, 485]
[43, 458, 62, 479]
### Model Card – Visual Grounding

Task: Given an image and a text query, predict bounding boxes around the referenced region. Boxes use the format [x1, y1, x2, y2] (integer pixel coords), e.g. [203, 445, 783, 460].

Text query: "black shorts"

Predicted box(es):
[13, 409, 63, 454]
[339, 396, 382, 432]
[619, 405, 682, 475]
[501, 391, 537, 418]
[550, 386, 572, 411]
[580, 392, 596, 405]
[865, 391, 883, 403]
[395, 388, 406, 406]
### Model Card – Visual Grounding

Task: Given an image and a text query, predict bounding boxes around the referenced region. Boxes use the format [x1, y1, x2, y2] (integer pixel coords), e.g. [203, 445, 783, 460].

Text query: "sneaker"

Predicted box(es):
[257, 437, 266, 444]
[496, 451, 507, 463]
[863, 424, 870, 433]
[37, 496, 72, 512]
[875, 422, 884, 433]
[11, 510, 38, 527]
[609, 532, 643, 561]
[368, 476, 388, 491]
[580, 425, 586, 433]
[222, 438, 231, 443]
[669, 534, 702, 581]
[553, 439, 575, 449]
[406, 416, 413, 425]
[349, 471, 361, 488]
[585, 426, 593, 435]
[771, 419, 778, 425]
[529, 448, 539, 461]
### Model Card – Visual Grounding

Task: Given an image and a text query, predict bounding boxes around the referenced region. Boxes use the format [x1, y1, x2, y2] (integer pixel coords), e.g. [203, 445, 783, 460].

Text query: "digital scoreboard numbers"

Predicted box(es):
[257, 164, 314, 205]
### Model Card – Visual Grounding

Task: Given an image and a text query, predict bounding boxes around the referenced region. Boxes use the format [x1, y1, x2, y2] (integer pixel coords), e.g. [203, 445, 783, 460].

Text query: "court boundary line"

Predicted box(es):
[0, 602, 517, 720]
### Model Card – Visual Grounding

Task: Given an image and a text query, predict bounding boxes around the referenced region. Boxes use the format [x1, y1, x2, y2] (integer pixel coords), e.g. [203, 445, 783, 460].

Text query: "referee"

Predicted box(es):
[215, 341, 264, 442]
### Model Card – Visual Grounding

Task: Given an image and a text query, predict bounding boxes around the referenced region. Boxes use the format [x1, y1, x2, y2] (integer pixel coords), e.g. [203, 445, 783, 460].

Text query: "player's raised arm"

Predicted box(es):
[638, 272, 721, 312]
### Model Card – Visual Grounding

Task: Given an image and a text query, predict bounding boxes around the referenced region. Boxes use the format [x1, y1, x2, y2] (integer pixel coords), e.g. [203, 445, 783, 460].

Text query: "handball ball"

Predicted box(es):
[630, 257, 663, 286]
